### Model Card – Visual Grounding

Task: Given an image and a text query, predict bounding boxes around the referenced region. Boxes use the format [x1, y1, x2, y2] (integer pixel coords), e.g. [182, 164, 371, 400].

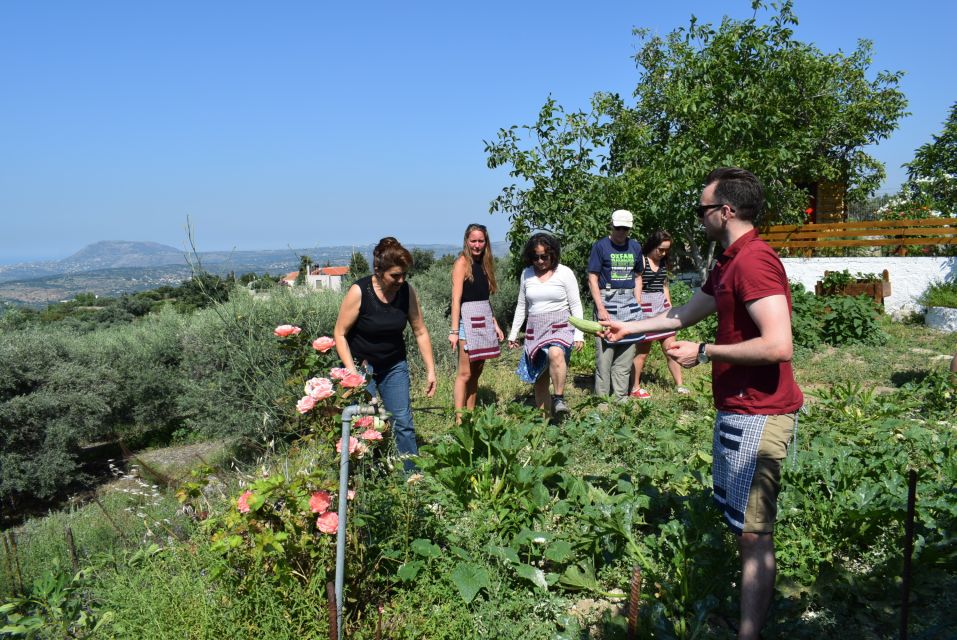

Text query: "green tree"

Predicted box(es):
[296, 255, 312, 286]
[485, 0, 907, 273]
[348, 251, 370, 281]
[410, 248, 435, 276]
[905, 101, 957, 214]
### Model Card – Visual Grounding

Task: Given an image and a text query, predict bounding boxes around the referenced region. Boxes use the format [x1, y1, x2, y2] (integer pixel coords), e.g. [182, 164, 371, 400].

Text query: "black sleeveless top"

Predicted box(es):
[641, 256, 668, 293]
[461, 259, 490, 303]
[347, 275, 410, 368]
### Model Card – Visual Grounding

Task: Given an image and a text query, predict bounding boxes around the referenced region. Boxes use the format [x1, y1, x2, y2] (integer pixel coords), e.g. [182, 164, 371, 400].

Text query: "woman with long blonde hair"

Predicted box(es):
[449, 223, 504, 418]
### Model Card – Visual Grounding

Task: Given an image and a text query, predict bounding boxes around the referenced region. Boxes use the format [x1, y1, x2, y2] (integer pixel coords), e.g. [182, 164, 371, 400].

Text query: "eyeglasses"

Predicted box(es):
[532, 253, 550, 262]
[696, 203, 726, 218]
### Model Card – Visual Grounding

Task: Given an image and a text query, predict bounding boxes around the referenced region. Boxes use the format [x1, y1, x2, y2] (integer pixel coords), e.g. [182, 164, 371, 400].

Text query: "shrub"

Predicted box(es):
[177, 287, 342, 440]
[919, 279, 957, 309]
[820, 295, 888, 346]
[0, 329, 113, 501]
[790, 283, 824, 349]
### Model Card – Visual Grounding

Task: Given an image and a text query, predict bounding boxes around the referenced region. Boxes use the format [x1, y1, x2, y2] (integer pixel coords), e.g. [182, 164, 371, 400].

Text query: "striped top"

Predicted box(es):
[641, 257, 668, 293]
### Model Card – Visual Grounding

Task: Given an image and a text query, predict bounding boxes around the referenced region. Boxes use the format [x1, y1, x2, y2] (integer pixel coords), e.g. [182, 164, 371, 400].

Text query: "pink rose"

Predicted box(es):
[336, 436, 360, 455]
[274, 324, 302, 338]
[360, 429, 383, 441]
[309, 490, 332, 514]
[339, 372, 366, 388]
[347, 490, 355, 500]
[296, 395, 317, 414]
[354, 415, 374, 428]
[311, 336, 336, 353]
[237, 490, 254, 514]
[316, 511, 338, 534]
[304, 377, 334, 401]
[329, 367, 351, 381]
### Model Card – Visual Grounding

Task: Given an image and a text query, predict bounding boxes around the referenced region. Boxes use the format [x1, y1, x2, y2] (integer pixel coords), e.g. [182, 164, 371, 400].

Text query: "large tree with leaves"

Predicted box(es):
[485, 1, 907, 273]
[905, 101, 957, 214]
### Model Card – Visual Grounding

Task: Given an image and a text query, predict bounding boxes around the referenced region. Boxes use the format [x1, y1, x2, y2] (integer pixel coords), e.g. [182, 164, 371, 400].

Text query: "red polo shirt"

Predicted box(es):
[701, 229, 803, 414]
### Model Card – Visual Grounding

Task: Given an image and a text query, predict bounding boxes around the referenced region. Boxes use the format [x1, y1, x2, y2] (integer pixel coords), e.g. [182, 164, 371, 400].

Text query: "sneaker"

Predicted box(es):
[552, 397, 570, 415]
[676, 386, 691, 395]
[630, 388, 651, 399]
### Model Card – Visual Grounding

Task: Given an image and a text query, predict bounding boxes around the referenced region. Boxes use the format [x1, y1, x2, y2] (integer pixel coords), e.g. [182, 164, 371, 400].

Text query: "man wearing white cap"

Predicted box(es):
[586, 209, 645, 398]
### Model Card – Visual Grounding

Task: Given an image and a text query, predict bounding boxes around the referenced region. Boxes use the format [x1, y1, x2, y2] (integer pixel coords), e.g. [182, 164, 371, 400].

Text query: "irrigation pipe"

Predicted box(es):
[335, 399, 389, 640]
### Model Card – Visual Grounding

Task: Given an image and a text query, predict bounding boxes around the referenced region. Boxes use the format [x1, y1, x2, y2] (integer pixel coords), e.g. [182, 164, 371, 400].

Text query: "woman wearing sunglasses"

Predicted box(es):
[507, 232, 584, 417]
[630, 229, 689, 398]
[449, 223, 504, 420]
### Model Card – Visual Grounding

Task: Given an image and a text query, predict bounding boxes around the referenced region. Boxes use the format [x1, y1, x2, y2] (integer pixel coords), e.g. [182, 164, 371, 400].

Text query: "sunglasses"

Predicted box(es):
[469, 223, 488, 231]
[696, 203, 726, 218]
[532, 253, 550, 262]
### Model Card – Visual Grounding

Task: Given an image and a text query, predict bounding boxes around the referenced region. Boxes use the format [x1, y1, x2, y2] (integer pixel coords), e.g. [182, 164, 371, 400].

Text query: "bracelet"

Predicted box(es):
[449, 330, 458, 335]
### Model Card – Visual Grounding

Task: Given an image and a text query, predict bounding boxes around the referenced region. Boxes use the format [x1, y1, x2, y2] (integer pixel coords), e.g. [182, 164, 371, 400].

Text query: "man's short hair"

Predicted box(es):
[705, 167, 764, 223]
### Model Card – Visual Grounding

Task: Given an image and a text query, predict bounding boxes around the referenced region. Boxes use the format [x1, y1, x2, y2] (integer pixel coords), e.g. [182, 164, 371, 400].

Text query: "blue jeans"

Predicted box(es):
[365, 360, 417, 471]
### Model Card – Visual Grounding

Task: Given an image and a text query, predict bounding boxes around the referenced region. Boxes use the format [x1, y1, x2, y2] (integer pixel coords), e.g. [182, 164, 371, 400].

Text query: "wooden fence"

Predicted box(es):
[760, 217, 957, 255]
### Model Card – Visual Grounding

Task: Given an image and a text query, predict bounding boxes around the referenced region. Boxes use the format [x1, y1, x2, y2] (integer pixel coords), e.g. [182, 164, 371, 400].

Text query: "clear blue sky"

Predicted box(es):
[1, 1, 954, 262]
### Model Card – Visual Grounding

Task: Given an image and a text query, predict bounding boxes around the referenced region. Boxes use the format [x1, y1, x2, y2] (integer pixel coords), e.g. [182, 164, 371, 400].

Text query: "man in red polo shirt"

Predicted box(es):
[601, 167, 803, 640]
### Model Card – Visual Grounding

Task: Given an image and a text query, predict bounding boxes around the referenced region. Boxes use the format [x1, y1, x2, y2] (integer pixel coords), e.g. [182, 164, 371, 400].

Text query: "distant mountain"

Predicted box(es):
[59, 241, 185, 271]
[0, 239, 510, 307]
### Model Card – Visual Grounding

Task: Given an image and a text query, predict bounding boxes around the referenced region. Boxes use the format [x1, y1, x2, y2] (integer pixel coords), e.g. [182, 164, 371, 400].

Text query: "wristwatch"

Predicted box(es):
[697, 343, 710, 364]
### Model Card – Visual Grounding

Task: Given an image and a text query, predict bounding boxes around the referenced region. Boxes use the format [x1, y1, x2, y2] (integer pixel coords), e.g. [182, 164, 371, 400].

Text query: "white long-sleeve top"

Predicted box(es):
[508, 264, 584, 342]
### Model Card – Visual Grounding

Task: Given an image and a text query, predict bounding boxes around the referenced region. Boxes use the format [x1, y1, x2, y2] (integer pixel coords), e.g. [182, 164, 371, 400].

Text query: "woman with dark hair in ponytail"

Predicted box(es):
[629, 230, 688, 398]
[334, 237, 436, 471]
[449, 223, 504, 420]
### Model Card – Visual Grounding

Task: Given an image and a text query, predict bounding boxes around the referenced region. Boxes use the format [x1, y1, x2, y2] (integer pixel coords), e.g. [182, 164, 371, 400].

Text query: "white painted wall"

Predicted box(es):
[780, 257, 957, 314]
[305, 274, 344, 291]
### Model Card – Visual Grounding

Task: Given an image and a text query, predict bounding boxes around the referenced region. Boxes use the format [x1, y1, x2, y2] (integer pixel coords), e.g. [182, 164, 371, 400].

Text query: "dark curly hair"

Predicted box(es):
[522, 232, 561, 268]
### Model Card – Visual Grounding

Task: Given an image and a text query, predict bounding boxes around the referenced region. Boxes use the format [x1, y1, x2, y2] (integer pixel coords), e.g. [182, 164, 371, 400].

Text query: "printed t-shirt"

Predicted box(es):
[587, 237, 643, 289]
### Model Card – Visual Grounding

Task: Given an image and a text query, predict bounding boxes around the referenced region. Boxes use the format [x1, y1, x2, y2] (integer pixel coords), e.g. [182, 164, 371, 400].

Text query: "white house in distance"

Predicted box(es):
[280, 266, 349, 291]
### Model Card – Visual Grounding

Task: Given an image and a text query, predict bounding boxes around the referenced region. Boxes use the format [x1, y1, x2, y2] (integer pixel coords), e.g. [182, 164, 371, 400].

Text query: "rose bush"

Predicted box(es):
[200, 323, 390, 587]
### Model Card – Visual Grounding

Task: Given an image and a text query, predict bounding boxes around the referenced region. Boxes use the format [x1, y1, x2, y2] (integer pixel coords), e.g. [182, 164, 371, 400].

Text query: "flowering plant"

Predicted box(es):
[206, 464, 345, 583]
[273, 323, 372, 440]
[201, 324, 391, 584]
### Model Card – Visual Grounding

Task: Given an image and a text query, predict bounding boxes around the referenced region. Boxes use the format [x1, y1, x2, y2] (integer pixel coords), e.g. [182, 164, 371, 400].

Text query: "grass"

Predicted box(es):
[90, 546, 331, 640]
[0, 486, 188, 599]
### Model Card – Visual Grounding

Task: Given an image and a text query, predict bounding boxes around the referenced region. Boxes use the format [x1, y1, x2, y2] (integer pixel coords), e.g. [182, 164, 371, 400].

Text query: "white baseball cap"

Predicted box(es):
[611, 209, 633, 228]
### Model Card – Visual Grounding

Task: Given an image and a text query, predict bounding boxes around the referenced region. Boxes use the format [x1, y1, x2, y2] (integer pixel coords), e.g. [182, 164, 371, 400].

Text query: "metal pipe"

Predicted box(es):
[900, 468, 917, 640]
[335, 401, 380, 640]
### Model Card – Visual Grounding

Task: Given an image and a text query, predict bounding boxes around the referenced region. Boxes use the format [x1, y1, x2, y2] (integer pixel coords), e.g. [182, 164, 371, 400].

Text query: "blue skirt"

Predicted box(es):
[517, 342, 571, 383]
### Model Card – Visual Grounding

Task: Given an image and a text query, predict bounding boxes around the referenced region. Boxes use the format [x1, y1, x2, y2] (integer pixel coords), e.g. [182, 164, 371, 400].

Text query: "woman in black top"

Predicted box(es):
[449, 223, 504, 419]
[334, 237, 436, 470]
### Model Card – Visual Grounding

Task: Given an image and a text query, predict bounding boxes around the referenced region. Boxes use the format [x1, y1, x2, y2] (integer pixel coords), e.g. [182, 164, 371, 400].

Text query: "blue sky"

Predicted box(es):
[1, 1, 954, 262]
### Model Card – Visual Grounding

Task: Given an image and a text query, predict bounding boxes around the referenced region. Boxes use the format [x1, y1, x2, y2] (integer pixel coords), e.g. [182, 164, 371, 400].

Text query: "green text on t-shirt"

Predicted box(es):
[609, 253, 635, 281]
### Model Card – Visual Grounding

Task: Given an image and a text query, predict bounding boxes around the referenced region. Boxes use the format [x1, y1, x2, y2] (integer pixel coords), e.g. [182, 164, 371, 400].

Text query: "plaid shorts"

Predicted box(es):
[712, 412, 796, 534]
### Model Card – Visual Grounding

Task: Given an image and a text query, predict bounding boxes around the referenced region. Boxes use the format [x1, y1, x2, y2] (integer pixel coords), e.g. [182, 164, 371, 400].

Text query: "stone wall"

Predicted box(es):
[780, 257, 957, 314]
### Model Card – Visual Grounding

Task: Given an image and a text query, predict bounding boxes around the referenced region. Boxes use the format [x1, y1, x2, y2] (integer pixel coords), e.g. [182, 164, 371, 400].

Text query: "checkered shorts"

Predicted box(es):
[711, 411, 798, 535]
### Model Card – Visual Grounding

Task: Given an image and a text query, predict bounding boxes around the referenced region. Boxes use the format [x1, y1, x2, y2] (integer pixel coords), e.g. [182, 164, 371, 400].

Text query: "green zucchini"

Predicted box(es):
[568, 316, 602, 335]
